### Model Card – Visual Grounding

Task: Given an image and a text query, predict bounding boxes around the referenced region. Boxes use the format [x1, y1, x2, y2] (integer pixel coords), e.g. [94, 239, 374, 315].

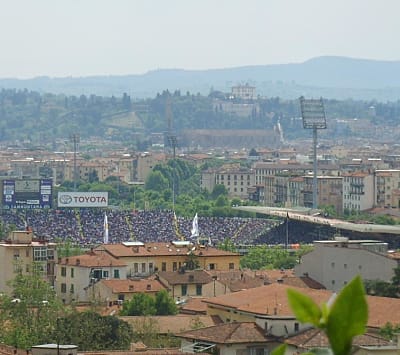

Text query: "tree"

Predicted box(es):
[120, 293, 156, 316]
[218, 238, 237, 252]
[211, 184, 228, 199]
[240, 245, 297, 270]
[56, 311, 133, 351]
[0, 270, 63, 349]
[155, 289, 178, 315]
[145, 171, 169, 192]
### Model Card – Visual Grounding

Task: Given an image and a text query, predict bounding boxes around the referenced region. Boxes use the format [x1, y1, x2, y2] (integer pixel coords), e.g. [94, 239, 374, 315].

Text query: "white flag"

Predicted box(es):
[103, 213, 109, 244]
[191, 213, 199, 238]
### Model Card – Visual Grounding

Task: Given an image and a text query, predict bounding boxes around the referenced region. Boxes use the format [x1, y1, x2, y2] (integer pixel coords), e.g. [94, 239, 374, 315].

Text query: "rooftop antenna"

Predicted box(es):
[299, 97, 327, 210]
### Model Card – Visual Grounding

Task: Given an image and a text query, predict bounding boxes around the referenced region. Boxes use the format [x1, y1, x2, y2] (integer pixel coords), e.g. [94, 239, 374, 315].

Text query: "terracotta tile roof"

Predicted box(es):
[280, 276, 326, 290]
[203, 283, 332, 317]
[202, 283, 400, 327]
[176, 322, 276, 344]
[59, 251, 126, 268]
[180, 297, 208, 314]
[96, 243, 239, 258]
[119, 315, 219, 334]
[157, 270, 213, 285]
[366, 294, 400, 328]
[285, 328, 391, 349]
[99, 278, 165, 293]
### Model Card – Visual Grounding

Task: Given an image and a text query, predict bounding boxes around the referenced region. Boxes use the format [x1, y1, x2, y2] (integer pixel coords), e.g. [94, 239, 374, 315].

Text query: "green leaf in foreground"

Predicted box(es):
[271, 344, 286, 355]
[326, 276, 368, 355]
[287, 288, 322, 327]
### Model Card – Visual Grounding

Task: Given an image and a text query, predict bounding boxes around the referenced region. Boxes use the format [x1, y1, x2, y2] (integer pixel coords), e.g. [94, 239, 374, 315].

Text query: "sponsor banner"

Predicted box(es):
[58, 192, 108, 208]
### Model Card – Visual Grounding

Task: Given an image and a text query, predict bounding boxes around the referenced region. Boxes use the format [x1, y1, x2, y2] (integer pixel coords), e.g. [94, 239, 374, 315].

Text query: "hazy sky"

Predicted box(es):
[1, 0, 399, 78]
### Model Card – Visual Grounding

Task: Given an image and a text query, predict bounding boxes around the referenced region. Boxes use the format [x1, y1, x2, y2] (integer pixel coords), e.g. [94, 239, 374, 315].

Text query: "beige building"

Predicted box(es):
[201, 165, 255, 200]
[0, 230, 57, 295]
[157, 270, 225, 301]
[342, 171, 375, 212]
[375, 169, 400, 209]
[302, 176, 343, 213]
[93, 278, 165, 304]
[295, 238, 400, 292]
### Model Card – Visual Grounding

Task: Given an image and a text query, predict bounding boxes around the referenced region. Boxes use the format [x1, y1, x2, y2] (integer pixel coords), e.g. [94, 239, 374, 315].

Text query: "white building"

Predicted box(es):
[295, 237, 400, 292]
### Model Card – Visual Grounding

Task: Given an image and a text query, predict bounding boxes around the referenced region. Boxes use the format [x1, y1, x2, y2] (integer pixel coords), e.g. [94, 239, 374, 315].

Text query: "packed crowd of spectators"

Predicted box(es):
[0, 209, 307, 246]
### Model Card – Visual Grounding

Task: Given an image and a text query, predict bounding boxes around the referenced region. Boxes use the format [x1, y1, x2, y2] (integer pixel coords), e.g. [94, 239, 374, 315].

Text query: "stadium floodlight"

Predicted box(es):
[300, 96, 327, 129]
[299, 96, 327, 210]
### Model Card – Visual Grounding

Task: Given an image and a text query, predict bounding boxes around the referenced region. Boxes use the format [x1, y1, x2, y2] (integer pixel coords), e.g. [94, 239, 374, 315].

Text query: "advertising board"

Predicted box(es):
[2, 179, 53, 209]
[58, 192, 108, 208]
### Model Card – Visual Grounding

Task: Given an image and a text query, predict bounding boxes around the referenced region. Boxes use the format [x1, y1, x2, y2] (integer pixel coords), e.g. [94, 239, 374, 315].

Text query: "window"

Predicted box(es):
[70, 284, 74, 293]
[61, 283, 67, 293]
[181, 284, 187, 296]
[162, 262, 166, 272]
[173, 262, 177, 271]
[196, 284, 202, 296]
[294, 322, 299, 332]
[229, 263, 234, 270]
[114, 269, 120, 279]
[141, 263, 146, 273]
[47, 249, 54, 260]
[134, 263, 138, 273]
[33, 247, 47, 261]
[71, 268, 74, 278]
[103, 270, 109, 279]
[209, 263, 216, 270]
[149, 263, 154, 273]
[92, 269, 102, 280]
[61, 267, 66, 277]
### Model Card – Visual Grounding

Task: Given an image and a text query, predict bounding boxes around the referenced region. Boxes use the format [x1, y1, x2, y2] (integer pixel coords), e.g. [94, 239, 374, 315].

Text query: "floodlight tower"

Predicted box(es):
[299, 97, 327, 210]
[165, 95, 178, 210]
[70, 133, 80, 192]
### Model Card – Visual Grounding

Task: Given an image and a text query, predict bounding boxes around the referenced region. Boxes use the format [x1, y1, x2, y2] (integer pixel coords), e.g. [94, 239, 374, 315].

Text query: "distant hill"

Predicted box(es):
[2, 56, 400, 100]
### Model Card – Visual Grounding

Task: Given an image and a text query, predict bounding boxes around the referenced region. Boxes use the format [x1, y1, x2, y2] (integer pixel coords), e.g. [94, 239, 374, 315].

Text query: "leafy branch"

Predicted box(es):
[273, 276, 368, 355]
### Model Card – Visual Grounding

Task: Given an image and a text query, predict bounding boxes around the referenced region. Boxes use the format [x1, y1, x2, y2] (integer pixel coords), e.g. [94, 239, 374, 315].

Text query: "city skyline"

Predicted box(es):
[1, 0, 399, 78]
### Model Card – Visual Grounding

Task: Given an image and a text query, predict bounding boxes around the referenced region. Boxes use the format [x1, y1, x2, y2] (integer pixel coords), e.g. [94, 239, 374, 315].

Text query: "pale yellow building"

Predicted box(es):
[0, 230, 57, 295]
[95, 241, 241, 276]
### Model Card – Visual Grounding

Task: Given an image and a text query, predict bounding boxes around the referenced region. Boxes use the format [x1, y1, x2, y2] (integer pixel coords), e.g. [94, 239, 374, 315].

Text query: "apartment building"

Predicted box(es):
[342, 171, 374, 212]
[201, 165, 255, 200]
[0, 230, 57, 295]
[375, 169, 400, 208]
[302, 176, 343, 213]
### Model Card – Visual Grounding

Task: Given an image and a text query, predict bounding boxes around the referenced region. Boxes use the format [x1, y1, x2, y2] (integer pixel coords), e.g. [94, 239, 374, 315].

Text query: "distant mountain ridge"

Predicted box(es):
[2, 56, 400, 100]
